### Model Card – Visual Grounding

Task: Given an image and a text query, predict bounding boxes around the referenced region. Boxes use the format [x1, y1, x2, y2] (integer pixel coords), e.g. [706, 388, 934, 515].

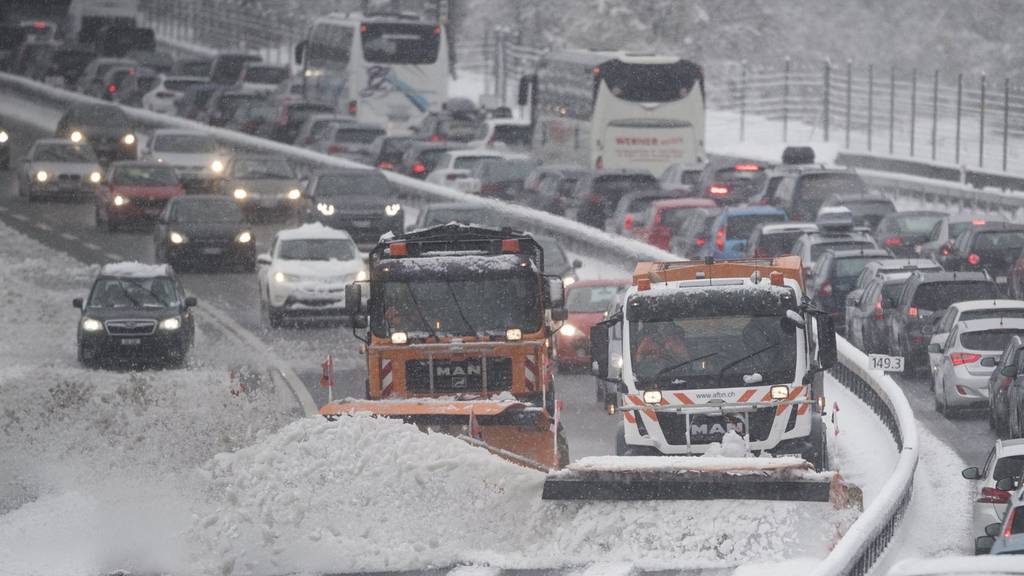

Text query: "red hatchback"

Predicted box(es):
[96, 161, 185, 231]
[555, 280, 630, 370]
[633, 197, 717, 250]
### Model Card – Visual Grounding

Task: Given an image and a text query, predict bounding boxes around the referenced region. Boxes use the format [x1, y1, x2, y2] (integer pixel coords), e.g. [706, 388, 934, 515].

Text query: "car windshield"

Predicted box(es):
[88, 276, 177, 308]
[973, 230, 1024, 252]
[796, 174, 867, 218]
[567, 285, 623, 313]
[452, 155, 500, 171]
[810, 240, 875, 261]
[163, 79, 203, 92]
[993, 456, 1024, 482]
[173, 201, 242, 223]
[112, 166, 179, 186]
[422, 209, 492, 227]
[660, 207, 702, 228]
[34, 144, 96, 162]
[960, 329, 1024, 352]
[594, 175, 659, 198]
[153, 134, 217, 153]
[755, 231, 805, 257]
[892, 214, 945, 234]
[73, 105, 129, 128]
[376, 276, 541, 337]
[232, 158, 294, 179]
[834, 257, 889, 279]
[277, 238, 356, 261]
[244, 66, 288, 84]
[911, 282, 999, 311]
[335, 128, 386, 144]
[726, 214, 786, 239]
[315, 173, 391, 200]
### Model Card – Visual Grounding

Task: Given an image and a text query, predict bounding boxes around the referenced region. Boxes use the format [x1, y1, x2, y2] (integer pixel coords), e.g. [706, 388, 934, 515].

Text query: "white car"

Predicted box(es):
[927, 300, 1024, 370]
[466, 118, 531, 149]
[932, 318, 1024, 414]
[887, 555, 1024, 576]
[237, 63, 290, 94]
[17, 139, 102, 201]
[257, 224, 366, 327]
[141, 75, 207, 115]
[142, 129, 226, 191]
[963, 439, 1024, 553]
[425, 168, 476, 193]
[429, 148, 525, 177]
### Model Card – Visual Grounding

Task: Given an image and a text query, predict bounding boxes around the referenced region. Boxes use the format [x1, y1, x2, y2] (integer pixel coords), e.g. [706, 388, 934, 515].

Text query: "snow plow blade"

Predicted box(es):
[321, 400, 561, 470]
[542, 456, 837, 502]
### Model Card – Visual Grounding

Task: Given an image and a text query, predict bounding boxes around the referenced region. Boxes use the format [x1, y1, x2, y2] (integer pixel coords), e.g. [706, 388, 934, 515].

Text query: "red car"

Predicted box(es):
[555, 280, 631, 370]
[633, 197, 717, 250]
[95, 161, 185, 231]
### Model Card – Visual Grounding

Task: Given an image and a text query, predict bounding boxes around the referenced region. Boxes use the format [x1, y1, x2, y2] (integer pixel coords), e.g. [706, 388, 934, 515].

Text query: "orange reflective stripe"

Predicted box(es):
[797, 404, 810, 415]
[624, 411, 636, 423]
[628, 395, 644, 406]
[673, 392, 694, 405]
[644, 409, 658, 422]
[738, 389, 757, 403]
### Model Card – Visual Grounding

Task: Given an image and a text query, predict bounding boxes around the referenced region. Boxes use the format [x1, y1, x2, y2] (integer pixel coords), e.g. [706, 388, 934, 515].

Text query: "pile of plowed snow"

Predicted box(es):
[189, 415, 858, 574]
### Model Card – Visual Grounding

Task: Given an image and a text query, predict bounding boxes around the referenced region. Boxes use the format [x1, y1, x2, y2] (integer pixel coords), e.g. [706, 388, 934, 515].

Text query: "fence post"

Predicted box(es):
[1004, 77, 1010, 172]
[932, 70, 939, 160]
[496, 29, 507, 104]
[979, 73, 986, 168]
[956, 72, 963, 164]
[910, 69, 917, 157]
[483, 28, 492, 95]
[740, 61, 747, 141]
[783, 57, 790, 142]
[823, 60, 831, 142]
[845, 59, 852, 149]
[889, 64, 895, 155]
[867, 64, 874, 152]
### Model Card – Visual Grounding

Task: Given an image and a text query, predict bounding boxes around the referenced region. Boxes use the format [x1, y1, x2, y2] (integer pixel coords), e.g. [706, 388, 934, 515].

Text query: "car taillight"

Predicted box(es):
[378, 161, 394, 170]
[327, 145, 346, 155]
[624, 214, 634, 231]
[874, 300, 884, 321]
[818, 282, 833, 297]
[430, 134, 443, 142]
[107, 83, 117, 94]
[885, 236, 904, 247]
[941, 241, 954, 257]
[978, 487, 1011, 504]
[968, 253, 981, 266]
[1006, 508, 1017, 538]
[715, 227, 726, 251]
[412, 163, 426, 174]
[695, 237, 706, 247]
[908, 307, 919, 318]
[709, 184, 729, 196]
[951, 352, 982, 366]
[348, 100, 358, 115]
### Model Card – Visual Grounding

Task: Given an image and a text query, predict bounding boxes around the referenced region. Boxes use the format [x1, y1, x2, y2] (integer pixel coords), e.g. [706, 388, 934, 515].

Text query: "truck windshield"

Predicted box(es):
[375, 276, 541, 338]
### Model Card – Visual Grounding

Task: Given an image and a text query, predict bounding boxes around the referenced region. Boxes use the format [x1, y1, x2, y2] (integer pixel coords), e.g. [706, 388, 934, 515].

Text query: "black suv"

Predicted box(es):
[73, 263, 196, 368]
[751, 165, 868, 222]
[56, 103, 137, 162]
[890, 271, 999, 374]
[944, 224, 1024, 294]
[572, 169, 660, 229]
[808, 248, 893, 331]
[305, 168, 403, 249]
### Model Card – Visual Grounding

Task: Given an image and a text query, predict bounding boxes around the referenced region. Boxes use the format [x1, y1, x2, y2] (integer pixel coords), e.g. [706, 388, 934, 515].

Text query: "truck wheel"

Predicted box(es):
[595, 377, 606, 403]
[802, 415, 829, 471]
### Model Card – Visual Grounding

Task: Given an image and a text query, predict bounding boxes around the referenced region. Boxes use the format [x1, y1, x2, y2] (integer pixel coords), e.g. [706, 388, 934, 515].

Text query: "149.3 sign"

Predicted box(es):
[868, 354, 904, 373]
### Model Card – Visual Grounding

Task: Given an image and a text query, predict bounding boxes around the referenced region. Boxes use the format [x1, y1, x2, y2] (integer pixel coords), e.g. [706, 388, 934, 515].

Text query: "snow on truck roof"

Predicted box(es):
[100, 262, 171, 278]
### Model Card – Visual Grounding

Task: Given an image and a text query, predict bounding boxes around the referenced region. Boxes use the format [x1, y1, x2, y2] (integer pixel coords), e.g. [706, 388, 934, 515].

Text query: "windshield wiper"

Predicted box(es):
[400, 283, 440, 341]
[716, 343, 780, 386]
[655, 352, 719, 377]
[121, 278, 170, 307]
[443, 279, 478, 337]
[115, 280, 144, 308]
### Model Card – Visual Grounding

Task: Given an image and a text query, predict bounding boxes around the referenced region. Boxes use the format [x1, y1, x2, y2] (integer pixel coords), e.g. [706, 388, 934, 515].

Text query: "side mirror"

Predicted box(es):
[184, 296, 197, 308]
[590, 323, 610, 378]
[961, 466, 981, 480]
[1001, 364, 1017, 377]
[572, 259, 583, 269]
[928, 343, 942, 354]
[975, 535, 996, 555]
[545, 275, 565, 309]
[551, 308, 568, 322]
[984, 523, 1002, 538]
[814, 312, 838, 370]
[256, 253, 272, 266]
[72, 297, 83, 309]
[345, 282, 365, 315]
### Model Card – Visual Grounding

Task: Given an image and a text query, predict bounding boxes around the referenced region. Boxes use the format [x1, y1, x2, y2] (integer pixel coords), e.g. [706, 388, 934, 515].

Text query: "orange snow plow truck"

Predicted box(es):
[321, 224, 569, 469]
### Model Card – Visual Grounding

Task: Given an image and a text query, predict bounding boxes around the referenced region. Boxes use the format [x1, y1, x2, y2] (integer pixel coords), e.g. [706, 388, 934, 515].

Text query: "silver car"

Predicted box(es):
[961, 439, 1024, 553]
[931, 318, 1024, 415]
[217, 155, 303, 219]
[18, 139, 102, 201]
[311, 122, 386, 164]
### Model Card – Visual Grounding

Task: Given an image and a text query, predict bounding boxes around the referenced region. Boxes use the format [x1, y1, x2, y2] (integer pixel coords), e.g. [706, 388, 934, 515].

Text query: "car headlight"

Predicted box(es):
[391, 331, 408, 344]
[89, 171, 102, 183]
[236, 231, 252, 243]
[123, 133, 136, 145]
[36, 170, 48, 182]
[169, 231, 186, 244]
[384, 202, 401, 217]
[0, 130, 8, 143]
[81, 318, 103, 332]
[233, 188, 248, 200]
[563, 275, 576, 288]
[317, 202, 335, 216]
[770, 385, 790, 400]
[69, 130, 83, 143]
[159, 317, 181, 331]
[113, 195, 128, 206]
[287, 188, 301, 200]
[210, 160, 224, 174]
[355, 270, 367, 282]
[642, 389, 663, 404]
[559, 323, 577, 337]
[274, 271, 300, 283]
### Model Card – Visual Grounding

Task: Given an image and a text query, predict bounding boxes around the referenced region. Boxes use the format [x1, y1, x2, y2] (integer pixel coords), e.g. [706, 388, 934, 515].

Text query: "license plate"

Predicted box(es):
[869, 354, 904, 372]
[997, 276, 1008, 284]
[352, 220, 371, 228]
[202, 247, 223, 255]
[120, 338, 141, 346]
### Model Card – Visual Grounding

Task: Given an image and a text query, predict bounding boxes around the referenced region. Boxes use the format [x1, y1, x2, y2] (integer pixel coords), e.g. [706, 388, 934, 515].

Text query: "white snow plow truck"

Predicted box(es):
[543, 256, 849, 502]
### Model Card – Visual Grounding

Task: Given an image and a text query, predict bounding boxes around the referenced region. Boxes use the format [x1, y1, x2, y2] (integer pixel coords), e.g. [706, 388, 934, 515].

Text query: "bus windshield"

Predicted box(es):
[361, 22, 441, 64]
[600, 59, 703, 103]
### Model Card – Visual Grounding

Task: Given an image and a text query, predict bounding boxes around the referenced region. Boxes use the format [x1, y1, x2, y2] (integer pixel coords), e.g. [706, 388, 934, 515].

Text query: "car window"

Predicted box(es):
[33, 144, 97, 162]
[232, 158, 294, 179]
[112, 165, 179, 186]
[726, 214, 787, 240]
[992, 455, 1024, 482]
[959, 309, 1024, 323]
[960, 329, 1024, 352]
[276, 238, 356, 261]
[911, 282, 1000, 311]
[809, 240, 875, 262]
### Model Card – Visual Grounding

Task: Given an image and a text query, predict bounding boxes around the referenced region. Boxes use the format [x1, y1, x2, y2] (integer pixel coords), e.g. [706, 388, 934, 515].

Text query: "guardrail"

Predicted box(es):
[812, 338, 918, 576]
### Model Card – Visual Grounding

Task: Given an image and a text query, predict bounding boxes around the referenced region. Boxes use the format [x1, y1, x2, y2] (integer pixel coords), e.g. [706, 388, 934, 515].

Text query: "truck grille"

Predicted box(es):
[657, 406, 777, 446]
[405, 358, 513, 393]
[105, 319, 157, 336]
[58, 174, 82, 182]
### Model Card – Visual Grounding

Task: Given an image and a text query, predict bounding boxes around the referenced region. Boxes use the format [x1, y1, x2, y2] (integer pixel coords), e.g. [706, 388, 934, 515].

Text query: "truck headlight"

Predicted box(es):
[113, 195, 128, 206]
[236, 231, 252, 243]
[356, 270, 367, 281]
[36, 170, 48, 182]
[210, 160, 224, 174]
[563, 275, 576, 288]
[391, 331, 408, 344]
[317, 202, 335, 216]
[770, 385, 790, 400]
[233, 188, 247, 200]
[0, 130, 8, 143]
[70, 130, 83, 143]
[642, 389, 663, 404]
[81, 318, 103, 332]
[123, 133, 136, 145]
[287, 188, 301, 200]
[506, 328, 522, 341]
[89, 171, 102, 183]
[384, 203, 401, 216]
[159, 317, 181, 331]
[559, 323, 577, 337]
[169, 231, 186, 244]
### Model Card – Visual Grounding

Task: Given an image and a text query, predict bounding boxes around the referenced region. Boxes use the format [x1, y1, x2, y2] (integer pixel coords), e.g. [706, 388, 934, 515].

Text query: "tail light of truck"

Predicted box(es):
[951, 352, 982, 366]
[715, 227, 726, 251]
[978, 487, 1011, 504]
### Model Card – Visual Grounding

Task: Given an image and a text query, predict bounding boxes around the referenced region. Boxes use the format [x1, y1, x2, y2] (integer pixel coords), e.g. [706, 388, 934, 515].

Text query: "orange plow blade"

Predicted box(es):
[321, 400, 562, 470]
